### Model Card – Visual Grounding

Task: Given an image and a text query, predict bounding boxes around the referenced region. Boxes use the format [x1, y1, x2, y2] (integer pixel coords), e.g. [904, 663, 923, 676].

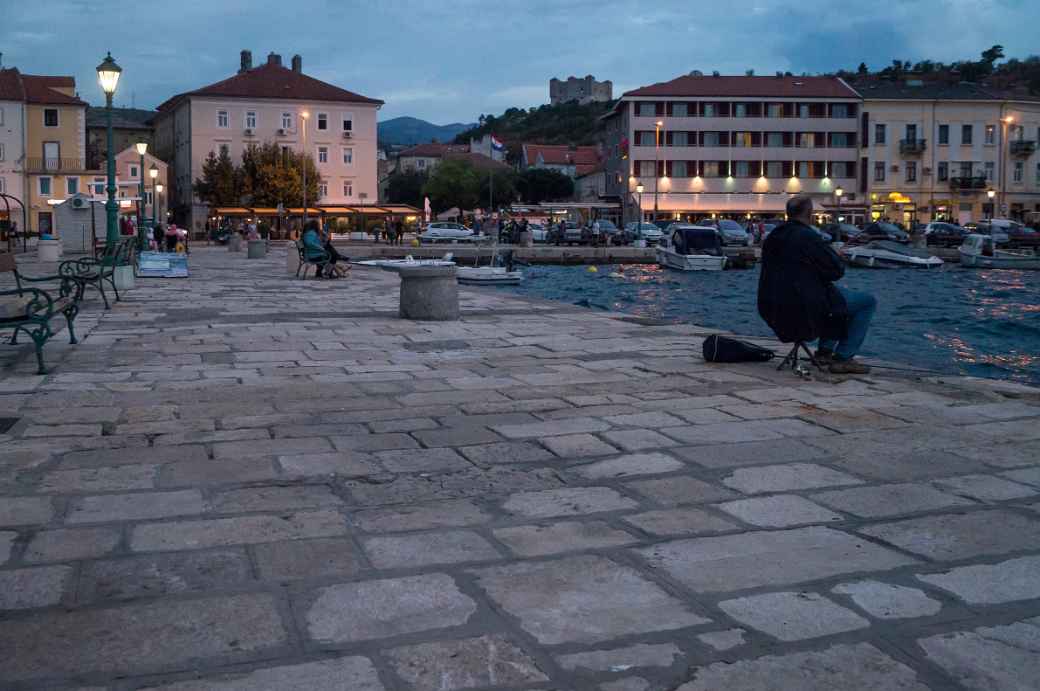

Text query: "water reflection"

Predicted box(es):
[503, 264, 1040, 384]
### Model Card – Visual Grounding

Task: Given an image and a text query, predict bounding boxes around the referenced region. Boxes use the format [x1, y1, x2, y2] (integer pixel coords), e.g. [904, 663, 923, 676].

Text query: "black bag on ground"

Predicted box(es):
[702, 335, 776, 363]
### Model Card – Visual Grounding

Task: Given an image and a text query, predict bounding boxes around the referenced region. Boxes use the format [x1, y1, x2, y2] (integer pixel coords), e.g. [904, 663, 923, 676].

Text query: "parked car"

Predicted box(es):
[550, 221, 583, 245]
[623, 222, 665, 245]
[852, 222, 910, 244]
[820, 223, 863, 243]
[528, 222, 548, 243]
[974, 219, 1016, 245]
[717, 219, 751, 246]
[1006, 224, 1040, 249]
[923, 222, 970, 247]
[420, 222, 478, 243]
[593, 220, 624, 245]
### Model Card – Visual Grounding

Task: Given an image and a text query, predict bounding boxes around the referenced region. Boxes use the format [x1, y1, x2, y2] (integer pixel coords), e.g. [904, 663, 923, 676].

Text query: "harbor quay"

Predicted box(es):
[0, 246, 1039, 690]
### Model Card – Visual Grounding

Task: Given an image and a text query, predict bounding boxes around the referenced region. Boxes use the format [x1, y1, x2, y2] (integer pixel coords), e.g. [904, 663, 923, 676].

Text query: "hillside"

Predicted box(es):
[453, 101, 614, 162]
[378, 117, 476, 146]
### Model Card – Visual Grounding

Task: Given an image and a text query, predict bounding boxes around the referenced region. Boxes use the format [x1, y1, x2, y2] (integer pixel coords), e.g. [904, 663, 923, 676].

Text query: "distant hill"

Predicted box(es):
[378, 117, 476, 146]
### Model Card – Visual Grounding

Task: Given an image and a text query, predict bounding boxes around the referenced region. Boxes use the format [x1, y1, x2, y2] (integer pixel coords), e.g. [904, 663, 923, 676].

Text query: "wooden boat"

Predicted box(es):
[959, 234, 1040, 270]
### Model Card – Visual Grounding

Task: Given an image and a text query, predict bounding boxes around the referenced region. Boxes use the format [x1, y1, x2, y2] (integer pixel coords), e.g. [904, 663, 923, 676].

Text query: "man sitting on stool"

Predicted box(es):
[758, 195, 876, 374]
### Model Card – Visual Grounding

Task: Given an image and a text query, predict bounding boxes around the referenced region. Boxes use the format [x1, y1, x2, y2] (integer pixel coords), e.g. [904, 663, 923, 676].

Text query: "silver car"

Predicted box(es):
[420, 222, 478, 243]
[623, 222, 664, 245]
[716, 219, 751, 246]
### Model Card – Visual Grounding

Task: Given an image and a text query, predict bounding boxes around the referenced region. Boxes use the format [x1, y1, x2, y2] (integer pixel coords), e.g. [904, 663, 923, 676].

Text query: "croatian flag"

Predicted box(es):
[491, 136, 505, 152]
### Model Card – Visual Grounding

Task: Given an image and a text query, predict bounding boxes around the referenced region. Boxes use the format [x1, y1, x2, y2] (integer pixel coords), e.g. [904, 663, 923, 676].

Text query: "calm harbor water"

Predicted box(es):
[500, 263, 1040, 385]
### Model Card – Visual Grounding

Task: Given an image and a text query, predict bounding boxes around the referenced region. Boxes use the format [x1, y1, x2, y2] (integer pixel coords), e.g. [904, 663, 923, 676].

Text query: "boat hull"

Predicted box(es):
[959, 251, 1040, 270]
[656, 247, 727, 271]
[456, 267, 524, 285]
[842, 249, 943, 269]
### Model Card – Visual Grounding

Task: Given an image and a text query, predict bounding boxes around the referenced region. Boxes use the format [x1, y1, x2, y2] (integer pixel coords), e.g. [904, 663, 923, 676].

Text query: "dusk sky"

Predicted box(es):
[3, 0, 1037, 124]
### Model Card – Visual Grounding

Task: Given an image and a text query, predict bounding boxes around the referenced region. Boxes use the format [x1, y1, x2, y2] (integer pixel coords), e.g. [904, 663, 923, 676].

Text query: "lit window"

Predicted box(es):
[317, 146, 328, 164]
[799, 104, 810, 118]
[767, 104, 782, 118]
[766, 132, 783, 148]
[217, 110, 229, 128]
[734, 103, 747, 118]
[798, 161, 809, 178]
[702, 103, 716, 117]
[246, 111, 257, 129]
[67, 177, 78, 195]
[671, 131, 688, 147]
[637, 102, 656, 117]
[342, 148, 353, 164]
[704, 161, 720, 177]
[317, 113, 328, 130]
[44, 108, 58, 127]
[703, 132, 720, 147]
[343, 181, 353, 197]
[985, 125, 995, 145]
[734, 132, 752, 148]
[282, 112, 293, 130]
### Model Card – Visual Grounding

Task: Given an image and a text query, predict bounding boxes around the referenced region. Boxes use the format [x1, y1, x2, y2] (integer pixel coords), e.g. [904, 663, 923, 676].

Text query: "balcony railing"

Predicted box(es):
[949, 176, 988, 190]
[1010, 140, 1037, 156]
[25, 157, 87, 174]
[899, 139, 927, 155]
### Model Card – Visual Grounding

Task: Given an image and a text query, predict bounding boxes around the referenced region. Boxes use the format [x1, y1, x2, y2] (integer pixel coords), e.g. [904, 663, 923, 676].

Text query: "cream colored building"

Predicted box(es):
[859, 81, 1040, 224]
[154, 50, 382, 233]
[0, 69, 27, 227]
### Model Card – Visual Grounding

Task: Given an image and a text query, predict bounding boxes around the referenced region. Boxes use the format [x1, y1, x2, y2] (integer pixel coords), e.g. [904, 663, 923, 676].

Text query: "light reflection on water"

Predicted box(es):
[501, 264, 1040, 384]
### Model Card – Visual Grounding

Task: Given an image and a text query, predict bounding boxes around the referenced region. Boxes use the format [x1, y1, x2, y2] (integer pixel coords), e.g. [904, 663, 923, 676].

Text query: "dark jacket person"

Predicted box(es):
[758, 195, 875, 374]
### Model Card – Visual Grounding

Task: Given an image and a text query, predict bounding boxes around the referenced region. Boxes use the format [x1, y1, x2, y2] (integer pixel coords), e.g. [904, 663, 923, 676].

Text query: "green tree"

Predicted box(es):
[982, 45, 1005, 65]
[516, 168, 574, 204]
[478, 169, 518, 209]
[193, 149, 238, 206]
[237, 142, 320, 207]
[422, 159, 481, 212]
[386, 170, 427, 208]
[857, 62, 869, 75]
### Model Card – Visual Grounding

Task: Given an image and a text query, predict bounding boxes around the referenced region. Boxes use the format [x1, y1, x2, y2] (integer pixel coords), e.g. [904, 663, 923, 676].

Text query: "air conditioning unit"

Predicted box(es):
[277, 128, 287, 136]
[890, 164, 900, 172]
[71, 197, 86, 209]
[244, 128, 254, 136]
[342, 131, 352, 139]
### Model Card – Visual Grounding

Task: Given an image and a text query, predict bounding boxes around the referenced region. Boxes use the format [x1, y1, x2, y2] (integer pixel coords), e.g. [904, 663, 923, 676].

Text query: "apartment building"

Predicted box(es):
[603, 74, 862, 223]
[397, 143, 470, 173]
[858, 81, 1040, 224]
[0, 69, 26, 227]
[154, 50, 383, 233]
[521, 144, 602, 178]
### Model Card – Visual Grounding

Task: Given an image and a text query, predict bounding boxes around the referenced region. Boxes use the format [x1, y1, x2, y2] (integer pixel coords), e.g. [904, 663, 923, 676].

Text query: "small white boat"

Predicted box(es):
[959, 234, 1040, 270]
[840, 241, 944, 269]
[456, 266, 524, 285]
[354, 256, 456, 270]
[656, 246, 727, 271]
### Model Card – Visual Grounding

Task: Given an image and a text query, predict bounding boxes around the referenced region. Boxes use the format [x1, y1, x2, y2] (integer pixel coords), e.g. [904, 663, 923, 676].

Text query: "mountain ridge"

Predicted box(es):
[378, 116, 477, 146]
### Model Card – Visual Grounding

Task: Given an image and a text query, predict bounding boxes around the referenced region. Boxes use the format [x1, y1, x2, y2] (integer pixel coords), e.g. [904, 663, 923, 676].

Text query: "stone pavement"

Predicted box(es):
[1, 246, 1039, 691]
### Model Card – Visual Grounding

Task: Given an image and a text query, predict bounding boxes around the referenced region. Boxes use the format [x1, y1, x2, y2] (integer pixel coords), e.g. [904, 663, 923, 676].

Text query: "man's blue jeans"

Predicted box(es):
[819, 287, 877, 360]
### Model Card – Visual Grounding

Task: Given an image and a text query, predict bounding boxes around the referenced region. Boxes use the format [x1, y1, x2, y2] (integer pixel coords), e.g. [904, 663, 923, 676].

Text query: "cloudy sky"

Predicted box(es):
[3, 0, 1037, 124]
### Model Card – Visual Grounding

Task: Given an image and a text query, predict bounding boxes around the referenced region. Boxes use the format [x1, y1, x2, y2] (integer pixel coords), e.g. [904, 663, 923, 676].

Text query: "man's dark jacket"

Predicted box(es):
[757, 221, 848, 342]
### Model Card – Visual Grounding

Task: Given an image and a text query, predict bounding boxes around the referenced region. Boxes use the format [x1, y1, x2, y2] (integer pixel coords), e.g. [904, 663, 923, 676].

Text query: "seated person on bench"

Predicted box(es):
[758, 195, 876, 375]
[301, 221, 348, 278]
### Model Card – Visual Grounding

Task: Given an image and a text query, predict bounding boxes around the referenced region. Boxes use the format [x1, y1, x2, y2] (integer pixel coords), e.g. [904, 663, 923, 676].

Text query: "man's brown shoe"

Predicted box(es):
[828, 358, 871, 375]
[814, 348, 835, 365]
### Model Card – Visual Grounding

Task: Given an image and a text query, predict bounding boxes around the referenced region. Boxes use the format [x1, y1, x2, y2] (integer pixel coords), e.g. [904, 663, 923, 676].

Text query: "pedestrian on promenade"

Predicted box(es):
[395, 219, 404, 245]
[758, 194, 876, 375]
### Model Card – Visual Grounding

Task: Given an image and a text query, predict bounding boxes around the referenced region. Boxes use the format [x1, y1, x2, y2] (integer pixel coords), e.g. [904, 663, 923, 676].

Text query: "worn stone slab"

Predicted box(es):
[493, 417, 611, 439]
[140, 656, 385, 691]
[719, 591, 869, 641]
[676, 642, 929, 690]
[575, 452, 686, 479]
[352, 498, 492, 533]
[495, 520, 636, 556]
[721, 463, 863, 494]
[212, 437, 332, 459]
[0, 564, 72, 610]
[252, 537, 362, 581]
[604, 411, 687, 428]
[502, 487, 639, 518]
[716, 495, 843, 528]
[39, 464, 159, 493]
[623, 508, 739, 537]
[602, 428, 680, 452]
[556, 642, 682, 672]
[344, 464, 565, 506]
[811, 483, 974, 518]
[601, 678, 649, 691]
[932, 474, 1037, 502]
[77, 549, 253, 603]
[832, 580, 942, 619]
[458, 440, 554, 465]
[0, 496, 54, 526]
[472, 555, 709, 644]
[67, 490, 207, 524]
[374, 447, 471, 473]
[697, 628, 747, 651]
[25, 527, 121, 563]
[131, 510, 347, 552]
[362, 529, 500, 568]
[305, 573, 476, 643]
[917, 556, 1040, 604]
[672, 438, 828, 469]
[159, 457, 278, 487]
[0, 530, 14, 564]
[918, 618, 1040, 691]
[209, 485, 342, 513]
[542, 433, 619, 458]
[626, 476, 738, 506]
[952, 441, 1040, 469]
[386, 634, 548, 691]
[662, 421, 786, 445]
[411, 425, 503, 448]
[0, 593, 287, 682]
[859, 510, 1040, 560]
[635, 527, 917, 592]
[59, 444, 208, 469]
[278, 451, 382, 478]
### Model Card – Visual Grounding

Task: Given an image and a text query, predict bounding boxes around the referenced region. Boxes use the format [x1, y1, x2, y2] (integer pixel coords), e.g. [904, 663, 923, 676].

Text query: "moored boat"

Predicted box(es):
[656, 225, 728, 272]
[456, 266, 524, 284]
[959, 234, 1040, 270]
[840, 241, 944, 269]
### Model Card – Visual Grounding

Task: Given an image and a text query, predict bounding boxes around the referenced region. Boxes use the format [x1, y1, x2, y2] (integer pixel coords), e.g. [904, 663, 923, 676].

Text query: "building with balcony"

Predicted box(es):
[858, 80, 1040, 224]
[0, 68, 27, 231]
[153, 50, 383, 233]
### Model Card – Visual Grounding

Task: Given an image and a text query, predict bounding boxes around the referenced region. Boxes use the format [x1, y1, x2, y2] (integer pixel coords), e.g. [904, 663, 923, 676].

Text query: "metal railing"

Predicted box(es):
[24, 157, 87, 173]
[948, 176, 988, 190]
[1010, 140, 1037, 156]
[899, 139, 927, 154]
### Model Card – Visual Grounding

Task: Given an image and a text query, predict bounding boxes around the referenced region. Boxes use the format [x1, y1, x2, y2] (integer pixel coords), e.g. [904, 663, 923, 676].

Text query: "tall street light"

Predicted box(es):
[149, 164, 159, 233]
[654, 121, 663, 222]
[96, 53, 122, 247]
[155, 183, 164, 236]
[987, 188, 996, 220]
[300, 110, 309, 231]
[135, 141, 148, 250]
[635, 183, 644, 223]
[999, 115, 1013, 219]
[835, 185, 844, 224]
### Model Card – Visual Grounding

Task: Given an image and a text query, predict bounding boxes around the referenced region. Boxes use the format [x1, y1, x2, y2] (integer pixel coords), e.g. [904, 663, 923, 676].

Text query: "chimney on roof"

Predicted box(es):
[239, 50, 252, 73]
[712, 71, 720, 77]
[776, 71, 784, 78]
[291, 55, 302, 73]
[267, 52, 282, 66]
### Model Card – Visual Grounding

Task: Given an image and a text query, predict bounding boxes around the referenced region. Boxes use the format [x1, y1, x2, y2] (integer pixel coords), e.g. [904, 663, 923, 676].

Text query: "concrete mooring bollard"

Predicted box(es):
[228, 234, 242, 252]
[247, 239, 266, 259]
[397, 265, 459, 321]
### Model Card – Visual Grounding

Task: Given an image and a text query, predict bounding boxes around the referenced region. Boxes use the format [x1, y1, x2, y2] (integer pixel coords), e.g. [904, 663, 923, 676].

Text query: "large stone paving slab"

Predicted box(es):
[916, 555, 1040, 604]
[918, 618, 1040, 691]
[472, 555, 709, 644]
[385, 635, 548, 691]
[858, 510, 1040, 560]
[141, 656, 385, 691]
[634, 527, 917, 592]
[718, 591, 869, 641]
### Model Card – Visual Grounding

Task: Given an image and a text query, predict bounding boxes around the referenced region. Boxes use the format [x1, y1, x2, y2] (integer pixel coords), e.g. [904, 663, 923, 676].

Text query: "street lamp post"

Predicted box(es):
[999, 115, 1013, 219]
[135, 142, 148, 250]
[654, 121, 663, 222]
[635, 183, 644, 223]
[987, 188, 996, 220]
[96, 53, 122, 247]
[300, 110, 309, 231]
[835, 186, 844, 224]
[149, 164, 159, 234]
[155, 183, 164, 237]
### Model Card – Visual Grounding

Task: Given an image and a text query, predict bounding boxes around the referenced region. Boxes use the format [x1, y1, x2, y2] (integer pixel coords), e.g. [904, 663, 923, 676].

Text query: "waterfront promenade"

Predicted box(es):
[1, 247, 1038, 690]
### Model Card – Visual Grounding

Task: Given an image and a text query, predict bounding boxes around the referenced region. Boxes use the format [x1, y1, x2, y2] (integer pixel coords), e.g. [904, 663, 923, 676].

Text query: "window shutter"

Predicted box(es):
[656, 102, 664, 116]
[665, 161, 673, 177]
[783, 132, 793, 147]
[719, 102, 730, 117]
[666, 131, 673, 146]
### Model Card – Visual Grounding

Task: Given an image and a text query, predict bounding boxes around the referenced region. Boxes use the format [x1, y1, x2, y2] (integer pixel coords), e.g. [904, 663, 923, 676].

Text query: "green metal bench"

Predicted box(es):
[59, 238, 133, 309]
[296, 240, 330, 279]
[0, 252, 81, 374]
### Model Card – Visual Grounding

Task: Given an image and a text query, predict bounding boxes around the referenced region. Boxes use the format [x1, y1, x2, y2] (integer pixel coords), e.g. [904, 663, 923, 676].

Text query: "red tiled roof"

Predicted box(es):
[443, 151, 512, 172]
[623, 75, 859, 99]
[0, 68, 25, 101]
[400, 143, 470, 158]
[522, 144, 602, 176]
[156, 62, 382, 112]
[21, 74, 85, 105]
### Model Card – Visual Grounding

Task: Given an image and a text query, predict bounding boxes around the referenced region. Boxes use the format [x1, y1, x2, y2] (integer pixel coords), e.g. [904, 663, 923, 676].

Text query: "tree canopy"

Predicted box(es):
[421, 159, 520, 213]
[385, 169, 427, 208]
[193, 142, 321, 208]
[515, 168, 574, 204]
